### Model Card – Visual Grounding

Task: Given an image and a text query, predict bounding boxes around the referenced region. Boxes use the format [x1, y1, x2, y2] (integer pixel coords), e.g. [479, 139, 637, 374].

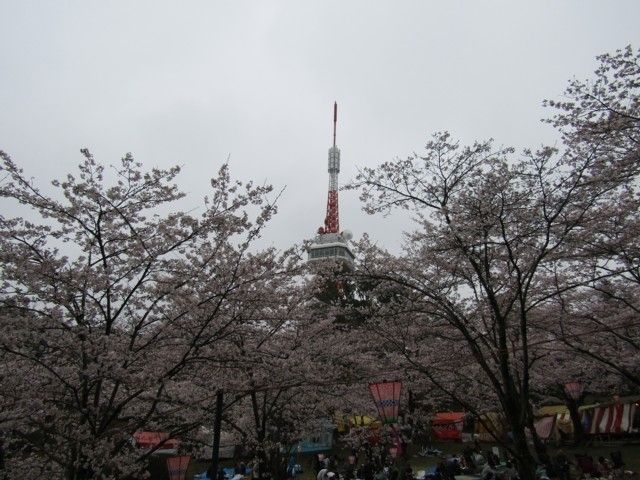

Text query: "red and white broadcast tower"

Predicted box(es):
[308, 102, 354, 264]
[323, 102, 340, 234]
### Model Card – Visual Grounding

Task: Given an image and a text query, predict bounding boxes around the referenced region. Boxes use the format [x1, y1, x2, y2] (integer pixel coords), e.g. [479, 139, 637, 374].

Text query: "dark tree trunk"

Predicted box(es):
[566, 398, 585, 446]
[525, 409, 547, 459]
[209, 391, 224, 480]
[510, 424, 537, 480]
[502, 392, 537, 480]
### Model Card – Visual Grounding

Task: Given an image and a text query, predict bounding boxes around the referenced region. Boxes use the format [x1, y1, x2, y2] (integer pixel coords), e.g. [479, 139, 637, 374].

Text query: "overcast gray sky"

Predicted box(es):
[1, 1, 639, 252]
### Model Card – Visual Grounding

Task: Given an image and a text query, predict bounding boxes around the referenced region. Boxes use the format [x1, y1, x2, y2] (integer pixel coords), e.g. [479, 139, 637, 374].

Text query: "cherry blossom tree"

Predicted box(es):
[212, 305, 337, 480]
[0, 149, 293, 479]
[347, 48, 640, 476]
[547, 286, 640, 389]
[171, 258, 379, 480]
[544, 45, 639, 162]
[541, 45, 640, 390]
[526, 313, 626, 446]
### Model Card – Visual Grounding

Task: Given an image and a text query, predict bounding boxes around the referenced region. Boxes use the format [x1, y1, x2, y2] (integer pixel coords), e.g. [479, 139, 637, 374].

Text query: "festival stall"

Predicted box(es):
[431, 412, 465, 441]
[534, 404, 597, 442]
[582, 398, 639, 435]
[533, 405, 572, 443]
[533, 397, 640, 442]
[473, 412, 505, 442]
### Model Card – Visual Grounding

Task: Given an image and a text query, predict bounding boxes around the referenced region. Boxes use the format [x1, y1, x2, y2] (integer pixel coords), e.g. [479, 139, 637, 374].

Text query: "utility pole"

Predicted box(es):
[210, 391, 224, 480]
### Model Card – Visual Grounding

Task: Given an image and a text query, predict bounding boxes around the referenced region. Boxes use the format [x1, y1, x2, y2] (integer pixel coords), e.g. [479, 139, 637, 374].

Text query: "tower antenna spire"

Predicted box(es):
[333, 101, 337, 147]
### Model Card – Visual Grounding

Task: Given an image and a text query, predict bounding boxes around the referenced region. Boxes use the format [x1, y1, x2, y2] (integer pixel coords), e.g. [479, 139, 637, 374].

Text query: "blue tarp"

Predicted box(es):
[194, 467, 254, 480]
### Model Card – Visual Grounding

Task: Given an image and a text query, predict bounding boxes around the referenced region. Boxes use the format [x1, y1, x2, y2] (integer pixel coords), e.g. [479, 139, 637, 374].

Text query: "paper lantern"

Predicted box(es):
[369, 381, 402, 424]
[563, 381, 584, 401]
[166, 455, 190, 480]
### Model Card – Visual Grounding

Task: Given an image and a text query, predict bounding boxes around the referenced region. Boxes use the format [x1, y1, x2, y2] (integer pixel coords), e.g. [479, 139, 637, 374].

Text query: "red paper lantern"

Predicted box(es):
[166, 455, 190, 480]
[369, 381, 402, 424]
[563, 381, 584, 401]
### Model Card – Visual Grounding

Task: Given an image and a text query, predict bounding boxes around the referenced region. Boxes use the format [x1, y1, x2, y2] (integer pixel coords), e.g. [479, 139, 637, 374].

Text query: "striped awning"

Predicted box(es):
[586, 403, 637, 434]
[534, 416, 556, 439]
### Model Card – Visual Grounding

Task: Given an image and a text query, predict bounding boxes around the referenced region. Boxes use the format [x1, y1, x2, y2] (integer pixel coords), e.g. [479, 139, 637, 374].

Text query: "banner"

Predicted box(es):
[166, 455, 191, 480]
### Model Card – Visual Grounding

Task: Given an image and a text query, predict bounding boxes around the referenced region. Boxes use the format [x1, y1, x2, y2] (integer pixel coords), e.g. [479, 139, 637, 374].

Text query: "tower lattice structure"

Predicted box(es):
[323, 102, 340, 234]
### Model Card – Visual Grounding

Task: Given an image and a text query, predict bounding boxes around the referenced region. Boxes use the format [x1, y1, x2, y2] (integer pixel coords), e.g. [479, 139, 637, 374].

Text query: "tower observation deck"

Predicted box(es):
[307, 102, 355, 264]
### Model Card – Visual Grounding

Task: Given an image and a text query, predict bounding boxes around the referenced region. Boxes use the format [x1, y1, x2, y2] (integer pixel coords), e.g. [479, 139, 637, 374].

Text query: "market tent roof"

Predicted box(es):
[536, 404, 599, 417]
[432, 412, 465, 424]
[592, 395, 640, 408]
[537, 405, 568, 417]
[474, 412, 505, 433]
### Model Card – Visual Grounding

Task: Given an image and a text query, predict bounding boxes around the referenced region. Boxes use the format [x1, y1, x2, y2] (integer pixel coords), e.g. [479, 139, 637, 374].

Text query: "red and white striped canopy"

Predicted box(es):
[587, 403, 636, 434]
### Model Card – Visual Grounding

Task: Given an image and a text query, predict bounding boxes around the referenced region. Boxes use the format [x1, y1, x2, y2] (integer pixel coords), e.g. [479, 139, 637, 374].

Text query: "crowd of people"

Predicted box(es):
[539, 450, 627, 480]
[311, 444, 519, 480]
[207, 440, 632, 480]
[430, 443, 518, 480]
[308, 443, 630, 480]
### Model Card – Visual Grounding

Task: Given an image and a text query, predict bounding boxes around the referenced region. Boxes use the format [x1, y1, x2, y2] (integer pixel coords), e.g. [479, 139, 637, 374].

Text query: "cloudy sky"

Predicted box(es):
[1, 1, 639, 253]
